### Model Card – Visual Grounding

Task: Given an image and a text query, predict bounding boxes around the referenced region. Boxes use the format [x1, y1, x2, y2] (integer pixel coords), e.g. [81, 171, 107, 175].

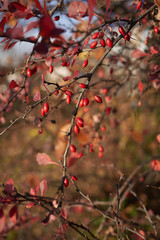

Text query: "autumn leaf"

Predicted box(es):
[9, 205, 18, 223]
[87, 0, 96, 23]
[9, 80, 19, 89]
[0, 209, 6, 233]
[39, 178, 47, 196]
[68, 1, 88, 20]
[36, 153, 60, 166]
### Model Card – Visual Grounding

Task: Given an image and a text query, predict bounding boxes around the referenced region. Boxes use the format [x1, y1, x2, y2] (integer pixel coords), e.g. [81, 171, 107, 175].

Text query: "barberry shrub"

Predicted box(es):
[0, 0, 160, 239]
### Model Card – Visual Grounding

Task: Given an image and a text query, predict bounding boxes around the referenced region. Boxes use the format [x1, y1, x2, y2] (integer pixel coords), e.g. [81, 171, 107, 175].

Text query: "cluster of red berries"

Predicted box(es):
[41, 102, 49, 117]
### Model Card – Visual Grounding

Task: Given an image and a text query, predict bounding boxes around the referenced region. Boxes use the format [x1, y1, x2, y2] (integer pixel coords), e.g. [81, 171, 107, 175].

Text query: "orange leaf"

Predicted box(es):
[151, 159, 160, 171]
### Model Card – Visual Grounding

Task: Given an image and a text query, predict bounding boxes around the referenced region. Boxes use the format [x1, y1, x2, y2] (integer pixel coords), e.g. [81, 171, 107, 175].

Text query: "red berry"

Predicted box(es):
[38, 129, 43, 134]
[89, 148, 94, 152]
[79, 83, 87, 89]
[27, 68, 32, 77]
[62, 61, 67, 66]
[92, 32, 99, 39]
[100, 39, 106, 47]
[71, 176, 78, 181]
[43, 102, 49, 114]
[49, 65, 53, 73]
[154, 26, 159, 34]
[76, 117, 84, 124]
[94, 96, 102, 103]
[106, 107, 111, 115]
[82, 59, 88, 68]
[66, 95, 71, 104]
[54, 90, 59, 95]
[78, 152, 83, 158]
[27, 66, 37, 77]
[54, 15, 60, 21]
[74, 125, 80, 134]
[83, 97, 89, 106]
[64, 178, 69, 187]
[101, 125, 106, 132]
[99, 146, 104, 152]
[118, 26, 125, 36]
[65, 90, 73, 96]
[90, 41, 97, 49]
[79, 99, 84, 107]
[101, 88, 108, 94]
[106, 38, 113, 48]
[70, 144, 76, 152]
[98, 152, 103, 158]
[76, 117, 84, 127]
[124, 33, 130, 41]
[41, 108, 45, 117]
[66, 62, 70, 67]
[136, 1, 142, 10]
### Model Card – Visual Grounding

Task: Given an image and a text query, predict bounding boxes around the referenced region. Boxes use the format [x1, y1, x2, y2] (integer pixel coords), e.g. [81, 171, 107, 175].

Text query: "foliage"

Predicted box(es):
[0, 0, 160, 239]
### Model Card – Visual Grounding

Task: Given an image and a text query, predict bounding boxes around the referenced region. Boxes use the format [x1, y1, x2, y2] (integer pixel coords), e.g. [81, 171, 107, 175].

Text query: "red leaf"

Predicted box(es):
[0, 16, 6, 34]
[150, 46, 160, 54]
[5, 179, 15, 194]
[40, 178, 47, 196]
[105, 0, 111, 18]
[68, 1, 88, 20]
[68, 152, 79, 167]
[61, 208, 68, 220]
[131, 49, 149, 58]
[9, 80, 19, 89]
[26, 203, 35, 209]
[9, 205, 18, 223]
[25, 20, 39, 33]
[0, 208, 6, 233]
[11, 2, 27, 12]
[87, 0, 96, 23]
[36, 153, 60, 166]
[43, 0, 47, 14]
[39, 14, 56, 38]
[82, 36, 90, 47]
[151, 159, 160, 171]
[138, 81, 143, 93]
[7, 41, 17, 50]
[33, 91, 41, 101]
[35, 0, 44, 13]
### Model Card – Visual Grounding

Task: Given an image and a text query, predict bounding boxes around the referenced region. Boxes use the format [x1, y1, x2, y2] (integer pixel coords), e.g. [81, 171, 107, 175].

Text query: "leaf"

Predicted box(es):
[87, 0, 96, 23]
[151, 159, 160, 171]
[0, 208, 6, 233]
[105, 0, 111, 18]
[7, 41, 17, 50]
[9, 80, 19, 89]
[82, 36, 90, 47]
[43, 0, 47, 14]
[26, 203, 35, 209]
[0, 16, 6, 34]
[36, 153, 60, 166]
[25, 20, 39, 33]
[33, 91, 41, 101]
[9, 205, 18, 223]
[35, 0, 44, 13]
[40, 179, 47, 196]
[131, 49, 149, 59]
[68, 1, 88, 20]
[68, 152, 79, 167]
[154, 0, 160, 8]
[11, 2, 27, 12]
[150, 45, 160, 54]
[61, 208, 68, 220]
[5, 179, 15, 194]
[138, 81, 143, 93]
